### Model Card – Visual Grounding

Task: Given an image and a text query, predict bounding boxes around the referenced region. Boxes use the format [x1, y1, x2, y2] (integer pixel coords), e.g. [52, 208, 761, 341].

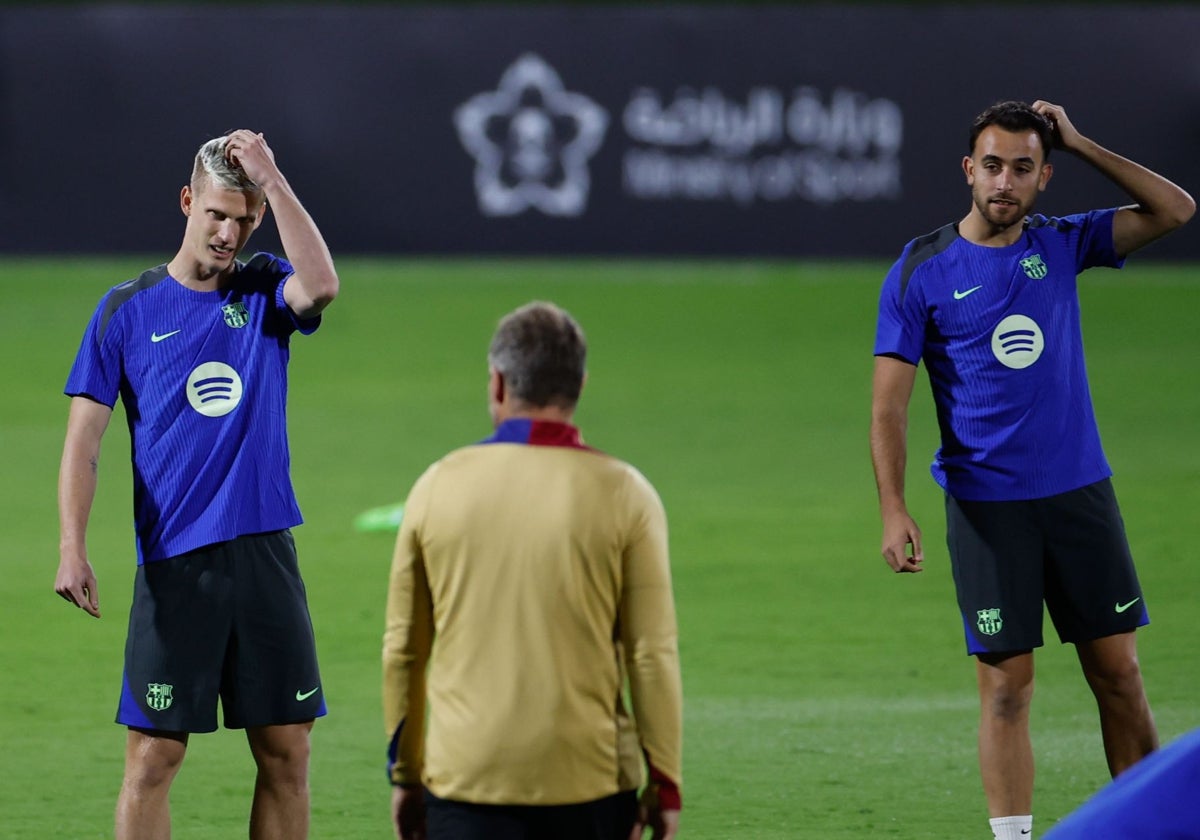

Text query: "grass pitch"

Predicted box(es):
[2, 257, 1197, 838]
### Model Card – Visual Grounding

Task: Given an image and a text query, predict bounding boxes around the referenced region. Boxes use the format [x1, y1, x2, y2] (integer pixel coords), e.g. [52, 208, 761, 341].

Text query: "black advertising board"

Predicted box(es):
[0, 5, 1196, 258]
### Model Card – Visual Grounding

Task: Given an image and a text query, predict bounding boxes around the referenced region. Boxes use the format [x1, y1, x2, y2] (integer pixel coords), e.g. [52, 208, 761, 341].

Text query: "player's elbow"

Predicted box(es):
[1169, 189, 1197, 230]
[1155, 187, 1197, 233]
[308, 271, 340, 310]
[290, 271, 339, 319]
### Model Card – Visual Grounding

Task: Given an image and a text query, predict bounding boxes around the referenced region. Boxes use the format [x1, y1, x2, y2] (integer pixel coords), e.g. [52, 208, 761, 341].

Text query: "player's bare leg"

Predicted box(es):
[1076, 630, 1158, 777]
[247, 721, 314, 840]
[976, 651, 1035, 817]
[115, 728, 188, 840]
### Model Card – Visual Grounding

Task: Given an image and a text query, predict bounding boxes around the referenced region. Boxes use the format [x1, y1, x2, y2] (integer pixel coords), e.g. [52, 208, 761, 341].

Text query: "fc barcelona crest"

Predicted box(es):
[976, 608, 1003, 636]
[146, 683, 174, 712]
[1019, 254, 1048, 280]
[222, 302, 249, 329]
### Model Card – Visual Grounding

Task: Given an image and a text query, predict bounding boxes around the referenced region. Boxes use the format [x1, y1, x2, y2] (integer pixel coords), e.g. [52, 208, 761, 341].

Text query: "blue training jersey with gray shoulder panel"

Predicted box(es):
[65, 253, 318, 564]
[874, 210, 1124, 502]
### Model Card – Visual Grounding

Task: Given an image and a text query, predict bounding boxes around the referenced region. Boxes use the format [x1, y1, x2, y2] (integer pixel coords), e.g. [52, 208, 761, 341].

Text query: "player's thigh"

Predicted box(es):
[222, 530, 325, 728]
[119, 551, 235, 733]
[945, 493, 1045, 654]
[1041, 479, 1148, 644]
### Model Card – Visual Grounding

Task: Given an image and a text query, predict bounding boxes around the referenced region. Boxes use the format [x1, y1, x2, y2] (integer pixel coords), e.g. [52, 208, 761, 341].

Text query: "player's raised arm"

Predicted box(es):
[224, 130, 339, 319]
[55, 395, 113, 618]
[1032, 100, 1195, 258]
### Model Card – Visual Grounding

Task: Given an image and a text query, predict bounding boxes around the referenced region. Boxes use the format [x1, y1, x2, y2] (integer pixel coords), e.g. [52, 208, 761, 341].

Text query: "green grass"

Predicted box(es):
[3, 257, 1197, 838]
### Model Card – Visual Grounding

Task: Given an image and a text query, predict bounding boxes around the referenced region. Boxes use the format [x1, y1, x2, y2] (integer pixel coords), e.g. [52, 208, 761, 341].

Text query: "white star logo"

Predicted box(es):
[455, 54, 608, 217]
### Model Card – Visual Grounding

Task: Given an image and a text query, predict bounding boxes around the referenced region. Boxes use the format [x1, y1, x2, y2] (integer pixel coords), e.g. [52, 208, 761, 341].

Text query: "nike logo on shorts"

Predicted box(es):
[1115, 598, 1141, 614]
[296, 687, 320, 701]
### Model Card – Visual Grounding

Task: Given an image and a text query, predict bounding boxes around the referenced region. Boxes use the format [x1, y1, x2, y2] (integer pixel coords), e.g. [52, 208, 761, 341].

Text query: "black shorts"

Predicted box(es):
[425, 789, 638, 840]
[116, 530, 326, 732]
[945, 479, 1149, 655]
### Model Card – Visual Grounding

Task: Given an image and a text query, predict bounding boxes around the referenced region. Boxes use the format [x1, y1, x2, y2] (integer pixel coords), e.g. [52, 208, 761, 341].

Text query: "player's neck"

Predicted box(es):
[958, 209, 1027, 248]
[496, 404, 576, 427]
[166, 255, 237, 291]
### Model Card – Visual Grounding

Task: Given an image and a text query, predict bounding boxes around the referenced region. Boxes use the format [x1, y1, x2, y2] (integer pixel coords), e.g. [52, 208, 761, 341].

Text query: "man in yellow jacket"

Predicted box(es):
[383, 301, 683, 840]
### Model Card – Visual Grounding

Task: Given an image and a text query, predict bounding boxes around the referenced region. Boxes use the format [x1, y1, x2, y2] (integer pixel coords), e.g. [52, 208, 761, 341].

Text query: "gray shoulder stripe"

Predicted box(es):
[97, 265, 170, 344]
[899, 224, 958, 305]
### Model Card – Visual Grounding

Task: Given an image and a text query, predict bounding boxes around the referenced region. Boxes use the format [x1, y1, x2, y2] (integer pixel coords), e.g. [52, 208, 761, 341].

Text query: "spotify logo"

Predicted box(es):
[991, 315, 1044, 369]
[186, 362, 243, 417]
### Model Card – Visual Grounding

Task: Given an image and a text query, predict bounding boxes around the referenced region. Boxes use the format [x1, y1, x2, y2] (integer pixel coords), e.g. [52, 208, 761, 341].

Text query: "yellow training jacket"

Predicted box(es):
[382, 418, 683, 808]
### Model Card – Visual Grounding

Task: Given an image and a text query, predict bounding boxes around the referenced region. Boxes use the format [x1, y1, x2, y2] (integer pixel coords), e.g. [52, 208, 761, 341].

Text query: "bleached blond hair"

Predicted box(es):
[190, 135, 261, 193]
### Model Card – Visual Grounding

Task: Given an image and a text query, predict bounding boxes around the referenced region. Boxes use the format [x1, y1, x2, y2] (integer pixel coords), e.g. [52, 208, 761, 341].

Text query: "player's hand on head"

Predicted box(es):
[224, 129, 279, 188]
[1031, 100, 1081, 152]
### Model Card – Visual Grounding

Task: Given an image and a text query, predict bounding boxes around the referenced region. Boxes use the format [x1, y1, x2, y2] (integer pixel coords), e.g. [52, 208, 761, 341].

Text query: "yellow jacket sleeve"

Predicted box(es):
[382, 466, 436, 785]
[619, 468, 684, 808]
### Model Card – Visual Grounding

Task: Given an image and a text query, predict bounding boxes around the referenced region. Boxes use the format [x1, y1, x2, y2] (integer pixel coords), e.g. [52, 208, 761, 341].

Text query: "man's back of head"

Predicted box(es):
[488, 302, 586, 411]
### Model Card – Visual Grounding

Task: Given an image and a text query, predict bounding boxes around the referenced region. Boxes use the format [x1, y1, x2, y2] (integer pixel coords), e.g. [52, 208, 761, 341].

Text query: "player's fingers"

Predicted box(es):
[85, 581, 101, 617]
[61, 578, 101, 617]
[884, 544, 922, 573]
[881, 545, 900, 571]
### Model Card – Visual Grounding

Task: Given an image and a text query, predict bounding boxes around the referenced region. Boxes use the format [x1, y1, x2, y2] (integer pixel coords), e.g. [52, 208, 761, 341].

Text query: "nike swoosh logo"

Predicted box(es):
[151, 330, 181, 343]
[1020, 831, 1031, 836]
[1115, 598, 1141, 614]
[296, 687, 320, 701]
[953, 286, 983, 300]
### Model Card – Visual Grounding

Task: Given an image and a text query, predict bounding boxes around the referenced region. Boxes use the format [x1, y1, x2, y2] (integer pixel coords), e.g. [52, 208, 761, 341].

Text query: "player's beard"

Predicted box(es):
[972, 188, 1034, 233]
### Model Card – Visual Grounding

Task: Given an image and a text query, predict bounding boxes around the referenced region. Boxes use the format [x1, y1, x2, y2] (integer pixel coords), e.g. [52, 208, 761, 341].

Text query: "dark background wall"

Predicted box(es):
[1, 3, 1196, 258]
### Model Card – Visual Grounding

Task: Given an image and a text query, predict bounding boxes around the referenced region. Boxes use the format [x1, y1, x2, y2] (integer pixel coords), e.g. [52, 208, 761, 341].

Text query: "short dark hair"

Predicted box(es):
[969, 101, 1054, 160]
[488, 302, 586, 408]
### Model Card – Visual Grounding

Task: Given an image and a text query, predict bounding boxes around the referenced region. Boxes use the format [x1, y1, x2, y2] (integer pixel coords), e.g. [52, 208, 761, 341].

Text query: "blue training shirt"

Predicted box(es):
[874, 210, 1124, 501]
[1043, 727, 1200, 839]
[65, 253, 318, 563]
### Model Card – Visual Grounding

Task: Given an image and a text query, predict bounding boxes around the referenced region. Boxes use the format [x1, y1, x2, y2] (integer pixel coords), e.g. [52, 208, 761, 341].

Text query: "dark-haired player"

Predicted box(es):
[870, 100, 1193, 839]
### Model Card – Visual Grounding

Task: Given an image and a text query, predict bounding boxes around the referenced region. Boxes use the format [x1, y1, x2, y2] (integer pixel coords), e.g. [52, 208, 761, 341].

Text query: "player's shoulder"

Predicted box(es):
[95, 264, 171, 340]
[886, 222, 960, 300]
[236, 252, 295, 289]
[901, 223, 960, 269]
[107, 263, 171, 303]
[1025, 210, 1113, 237]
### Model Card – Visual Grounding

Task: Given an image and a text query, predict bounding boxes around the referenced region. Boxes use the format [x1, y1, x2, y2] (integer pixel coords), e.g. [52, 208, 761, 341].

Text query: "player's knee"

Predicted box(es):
[249, 725, 312, 780]
[981, 675, 1034, 722]
[1087, 655, 1146, 699]
[124, 739, 186, 790]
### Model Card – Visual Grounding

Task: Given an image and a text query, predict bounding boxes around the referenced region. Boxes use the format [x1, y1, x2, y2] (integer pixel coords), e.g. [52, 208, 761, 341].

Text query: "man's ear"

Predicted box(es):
[1038, 162, 1054, 192]
[489, 367, 505, 405]
[180, 185, 193, 216]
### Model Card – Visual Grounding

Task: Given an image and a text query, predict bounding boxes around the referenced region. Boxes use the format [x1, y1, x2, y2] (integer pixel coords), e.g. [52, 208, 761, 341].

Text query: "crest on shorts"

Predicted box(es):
[222, 302, 249, 329]
[146, 683, 174, 712]
[1019, 254, 1048, 280]
[976, 608, 1003, 636]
